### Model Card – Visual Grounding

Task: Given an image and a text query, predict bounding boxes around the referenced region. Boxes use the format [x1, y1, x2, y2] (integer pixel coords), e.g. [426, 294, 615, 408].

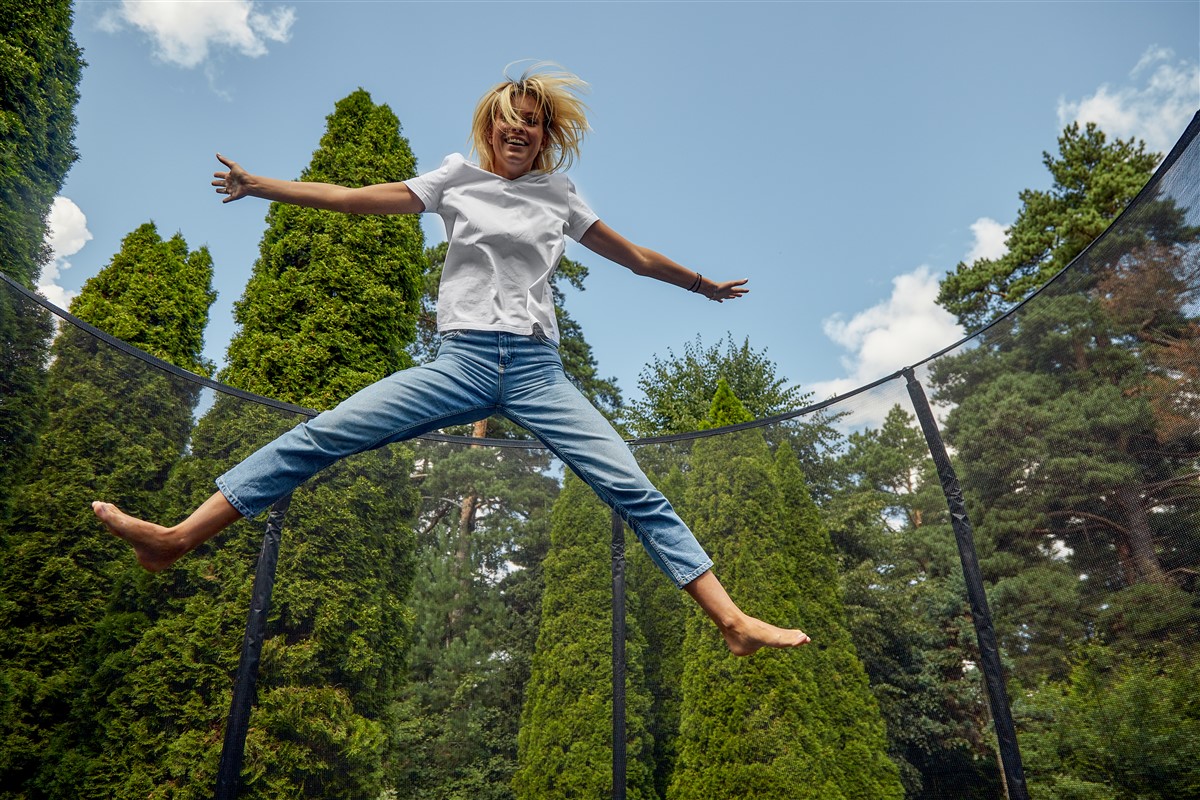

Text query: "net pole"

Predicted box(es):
[214, 494, 292, 800]
[902, 369, 1030, 800]
[610, 508, 628, 800]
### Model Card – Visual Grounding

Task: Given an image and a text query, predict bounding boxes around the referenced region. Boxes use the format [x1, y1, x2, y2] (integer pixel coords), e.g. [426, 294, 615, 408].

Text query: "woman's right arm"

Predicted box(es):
[212, 153, 425, 215]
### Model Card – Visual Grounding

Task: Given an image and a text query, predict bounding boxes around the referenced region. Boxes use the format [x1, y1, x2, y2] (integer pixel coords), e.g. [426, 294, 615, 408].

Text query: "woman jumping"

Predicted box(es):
[93, 64, 809, 657]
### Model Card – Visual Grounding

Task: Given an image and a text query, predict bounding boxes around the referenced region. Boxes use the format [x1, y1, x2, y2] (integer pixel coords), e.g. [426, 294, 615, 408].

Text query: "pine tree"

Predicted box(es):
[669, 381, 902, 799]
[83, 90, 426, 799]
[0, 222, 215, 798]
[933, 124, 1200, 678]
[938, 122, 1161, 332]
[0, 0, 84, 517]
[829, 405, 1002, 797]
[513, 475, 657, 799]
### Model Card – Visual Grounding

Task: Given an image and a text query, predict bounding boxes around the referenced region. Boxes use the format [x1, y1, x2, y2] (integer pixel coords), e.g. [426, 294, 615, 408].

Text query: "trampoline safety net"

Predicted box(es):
[1, 111, 1199, 800]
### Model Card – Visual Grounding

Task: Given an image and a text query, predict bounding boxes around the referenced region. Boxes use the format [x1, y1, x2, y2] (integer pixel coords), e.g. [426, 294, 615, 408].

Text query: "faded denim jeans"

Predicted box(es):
[217, 328, 713, 587]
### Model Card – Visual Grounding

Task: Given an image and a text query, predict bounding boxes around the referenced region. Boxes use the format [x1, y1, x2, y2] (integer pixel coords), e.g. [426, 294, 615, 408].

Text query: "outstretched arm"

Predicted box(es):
[579, 220, 748, 302]
[212, 154, 425, 215]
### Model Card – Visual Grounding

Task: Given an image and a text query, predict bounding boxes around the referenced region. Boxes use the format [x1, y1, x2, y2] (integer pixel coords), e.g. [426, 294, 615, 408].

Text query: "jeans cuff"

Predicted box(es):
[676, 558, 714, 589]
[215, 476, 257, 519]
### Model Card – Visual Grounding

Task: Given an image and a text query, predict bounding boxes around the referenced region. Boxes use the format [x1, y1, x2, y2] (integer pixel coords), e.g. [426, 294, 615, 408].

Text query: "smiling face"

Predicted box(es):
[486, 93, 546, 180]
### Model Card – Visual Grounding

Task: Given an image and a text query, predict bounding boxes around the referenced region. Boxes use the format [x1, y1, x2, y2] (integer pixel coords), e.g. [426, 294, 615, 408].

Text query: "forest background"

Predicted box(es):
[3, 3, 1200, 800]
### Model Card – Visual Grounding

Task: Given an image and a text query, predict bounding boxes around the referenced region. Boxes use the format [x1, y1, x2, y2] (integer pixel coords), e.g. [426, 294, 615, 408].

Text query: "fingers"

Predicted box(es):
[213, 153, 241, 202]
[709, 279, 749, 303]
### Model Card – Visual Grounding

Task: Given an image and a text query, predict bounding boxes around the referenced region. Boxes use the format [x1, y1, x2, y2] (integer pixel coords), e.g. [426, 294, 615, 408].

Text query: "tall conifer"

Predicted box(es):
[513, 475, 657, 799]
[0, 223, 215, 797]
[84, 90, 426, 799]
[668, 381, 902, 799]
[0, 0, 84, 517]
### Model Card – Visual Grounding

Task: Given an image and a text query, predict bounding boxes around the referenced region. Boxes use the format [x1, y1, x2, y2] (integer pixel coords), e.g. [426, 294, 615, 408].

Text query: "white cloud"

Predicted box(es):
[1057, 46, 1199, 155]
[965, 217, 1008, 263]
[38, 196, 92, 311]
[99, 0, 295, 69]
[810, 266, 964, 427]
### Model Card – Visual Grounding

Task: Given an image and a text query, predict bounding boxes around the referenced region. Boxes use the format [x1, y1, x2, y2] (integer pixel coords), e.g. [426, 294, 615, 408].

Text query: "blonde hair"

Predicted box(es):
[470, 62, 590, 175]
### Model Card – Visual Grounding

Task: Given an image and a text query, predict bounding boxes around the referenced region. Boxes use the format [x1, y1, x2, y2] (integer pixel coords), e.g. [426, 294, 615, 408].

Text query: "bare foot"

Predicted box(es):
[92, 501, 188, 573]
[722, 615, 811, 657]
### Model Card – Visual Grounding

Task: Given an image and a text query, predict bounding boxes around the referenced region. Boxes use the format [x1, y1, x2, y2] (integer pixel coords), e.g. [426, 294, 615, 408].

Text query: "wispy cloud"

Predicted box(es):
[38, 196, 92, 311]
[1057, 45, 1199, 155]
[99, 0, 295, 70]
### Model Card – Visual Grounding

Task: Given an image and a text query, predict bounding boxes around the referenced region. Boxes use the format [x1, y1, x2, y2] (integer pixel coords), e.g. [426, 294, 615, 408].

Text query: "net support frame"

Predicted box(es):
[214, 494, 292, 800]
[903, 368, 1030, 800]
[610, 508, 628, 800]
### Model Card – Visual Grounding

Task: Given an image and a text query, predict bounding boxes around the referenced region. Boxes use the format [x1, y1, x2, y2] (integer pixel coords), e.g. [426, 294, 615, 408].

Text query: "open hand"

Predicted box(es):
[707, 278, 749, 303]
[212, 153, 249, 203]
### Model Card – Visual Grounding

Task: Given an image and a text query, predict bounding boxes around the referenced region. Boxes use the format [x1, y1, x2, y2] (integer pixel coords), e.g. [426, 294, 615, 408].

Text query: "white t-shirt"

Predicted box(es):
[404, 153, 599, 343]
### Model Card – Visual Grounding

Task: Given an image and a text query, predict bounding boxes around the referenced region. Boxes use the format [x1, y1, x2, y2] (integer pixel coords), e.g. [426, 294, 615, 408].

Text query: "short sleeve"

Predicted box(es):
[565, 177, 600, 242]
[404, 154, 462, 214]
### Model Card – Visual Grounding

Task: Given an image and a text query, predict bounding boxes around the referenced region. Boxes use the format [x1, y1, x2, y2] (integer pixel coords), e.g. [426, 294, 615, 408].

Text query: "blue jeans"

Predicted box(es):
[216, 329, 713, 587]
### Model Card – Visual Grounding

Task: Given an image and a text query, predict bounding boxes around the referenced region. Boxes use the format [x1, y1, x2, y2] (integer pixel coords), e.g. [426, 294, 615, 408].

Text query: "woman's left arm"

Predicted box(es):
[579, 221, 748, 302]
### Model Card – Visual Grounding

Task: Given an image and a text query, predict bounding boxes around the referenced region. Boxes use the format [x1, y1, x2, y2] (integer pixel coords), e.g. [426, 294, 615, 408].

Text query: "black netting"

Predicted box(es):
[2, 113, 1198, 800]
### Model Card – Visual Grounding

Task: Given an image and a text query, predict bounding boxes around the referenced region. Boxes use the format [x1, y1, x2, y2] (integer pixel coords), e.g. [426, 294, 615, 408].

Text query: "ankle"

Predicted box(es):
[717, 609, 748, 635]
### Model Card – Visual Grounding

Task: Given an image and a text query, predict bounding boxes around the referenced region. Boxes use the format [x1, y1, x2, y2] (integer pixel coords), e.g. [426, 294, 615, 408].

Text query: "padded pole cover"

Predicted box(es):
[611, 508, 627, 800]
[904, 369, 1029, 800]
[215, 494, 292, 800]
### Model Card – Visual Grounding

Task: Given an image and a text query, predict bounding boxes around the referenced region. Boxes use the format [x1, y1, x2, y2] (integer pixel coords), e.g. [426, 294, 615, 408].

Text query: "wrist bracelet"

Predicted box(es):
[688, 272, 703, 293]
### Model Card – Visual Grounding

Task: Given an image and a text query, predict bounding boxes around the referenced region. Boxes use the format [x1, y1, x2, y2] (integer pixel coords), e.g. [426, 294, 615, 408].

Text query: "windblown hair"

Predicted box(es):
[470, 62, 590, 175]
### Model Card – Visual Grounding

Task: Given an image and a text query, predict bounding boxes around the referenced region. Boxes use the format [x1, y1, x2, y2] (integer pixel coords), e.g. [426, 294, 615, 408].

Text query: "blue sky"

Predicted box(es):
[46, 1, 1199, 420]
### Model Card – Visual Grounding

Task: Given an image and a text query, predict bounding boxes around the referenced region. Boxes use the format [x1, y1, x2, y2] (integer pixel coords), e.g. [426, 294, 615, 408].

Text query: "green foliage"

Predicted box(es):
[628, 334, 805, 437]
[1019, 647, 1200, 800]
[669, 387, 901, 799]
[938, 123, 1161, 331]
[0, 0, 84, 519]
[626, 463, 688, 799]
[931, 121, 1200, 688]
[388, 439, 558, 800]
[514, 476, 657, 800]
[829, 405, 1004, 796]
[69, 223, 217, 375]
[0, 0, 82, 286]
[223, 88, 425, 411]
[0, 286, 52, 522]
[0, 223, 215, 798]
[698, 376, 753, 429]
[628, 334, 842, 500]
[78, 90, 425, 798]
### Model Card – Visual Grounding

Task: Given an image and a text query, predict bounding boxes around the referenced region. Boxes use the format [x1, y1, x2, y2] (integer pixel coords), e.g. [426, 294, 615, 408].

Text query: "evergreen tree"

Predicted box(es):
[938, 122, 1160, 332]
[513, 475, 657, 800]
[0, 223, 215, 798]
[933, 125, 1200, 679]
[1018, 646, 1200, 799]
[389, 438, 558, 800]
[628, 334, 806, 437]
[829, 405, 1004, 797]
[624, 461, 688, 799]
[0, 0, 84, 517]
[222, 90, 424, 409]
[669, 381, 901, 799]
[627, 334, 841, 498]
[83, 90, 425, 799]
